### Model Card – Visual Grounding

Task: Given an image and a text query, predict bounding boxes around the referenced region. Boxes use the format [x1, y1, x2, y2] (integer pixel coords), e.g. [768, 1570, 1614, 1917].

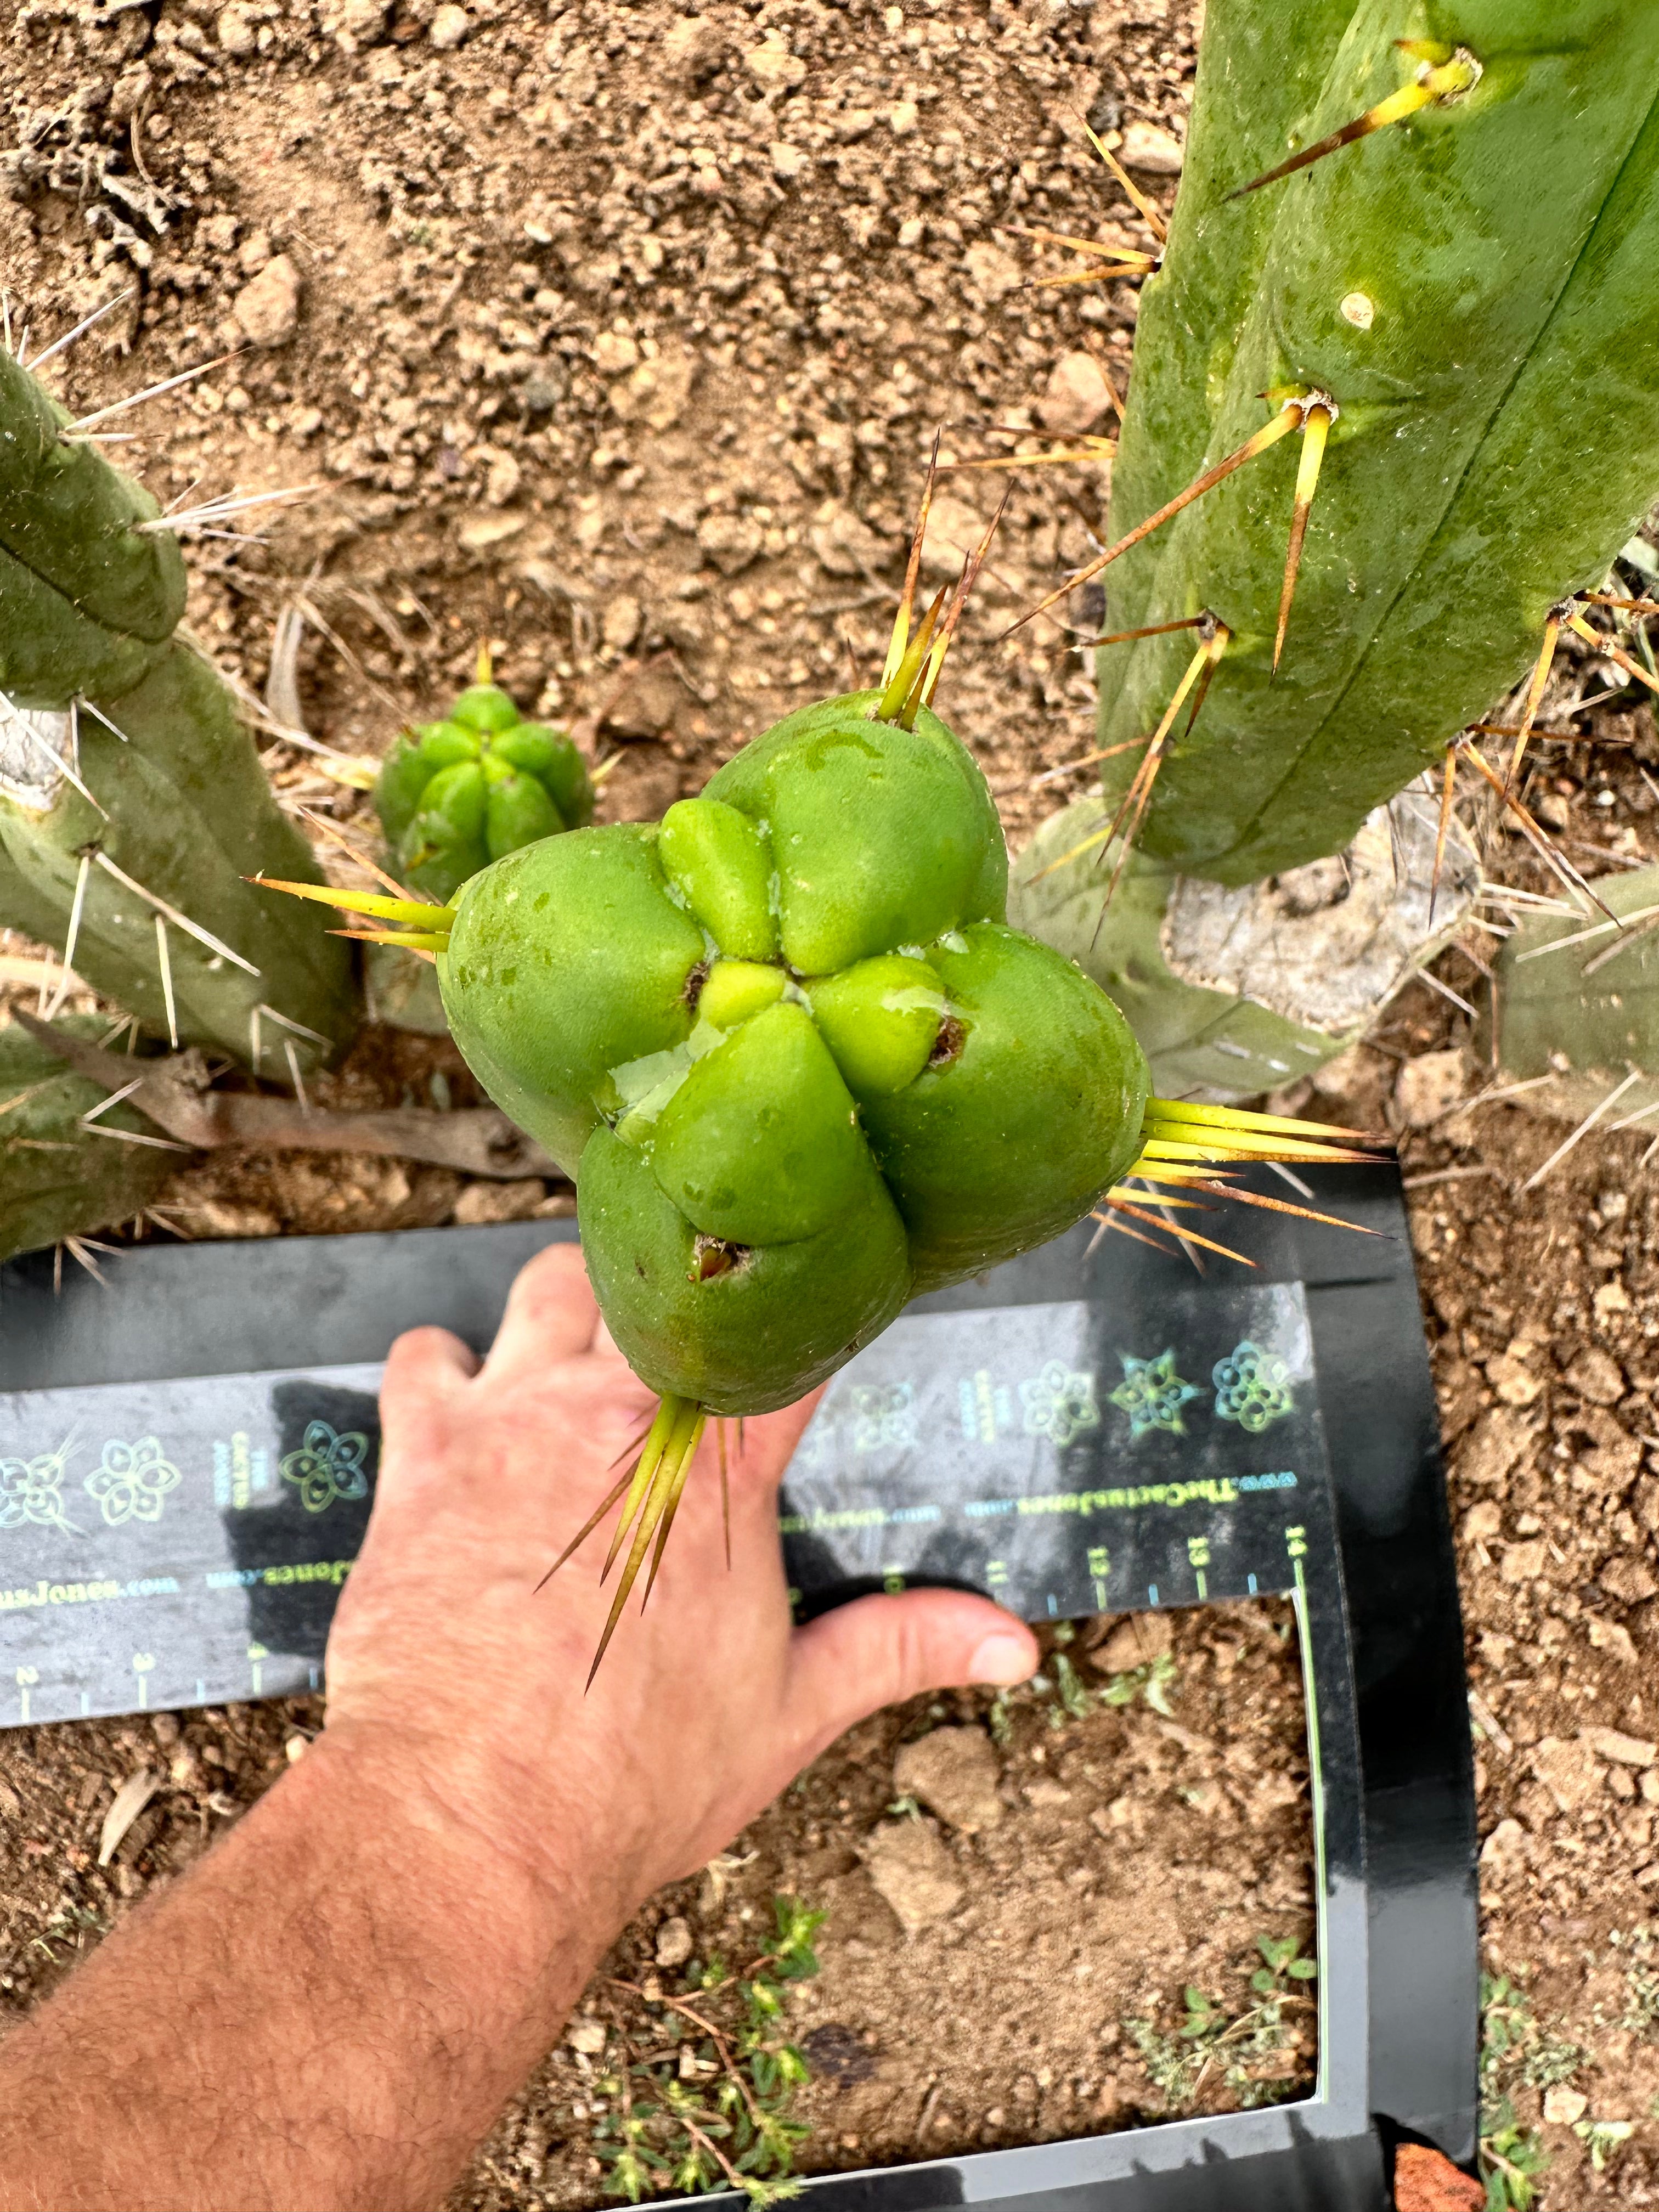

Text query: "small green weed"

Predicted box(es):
[1573, 2118, 1634, 2174]
[1100, 1652, 1178, 1718]
[1124, 1933, 1316, 2113]
[1478, 1974, 1565, 2210]
[591, 1895, 825, 2205]
[1480, 2098, 1550, 2211]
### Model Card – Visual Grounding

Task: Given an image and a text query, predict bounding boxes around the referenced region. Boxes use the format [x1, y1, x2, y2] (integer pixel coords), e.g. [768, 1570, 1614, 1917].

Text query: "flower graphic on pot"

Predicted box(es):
[84, 1436, 182, 1527]
[0, 1442, 81, 1536]
[1212, 1340, 1295, 1434]
[280, 1421, 371, 1514]
[1019, 1361, 1101, 1449]
[851, 1381, 917, 1453]
[1109, 1348, 1203, 1440]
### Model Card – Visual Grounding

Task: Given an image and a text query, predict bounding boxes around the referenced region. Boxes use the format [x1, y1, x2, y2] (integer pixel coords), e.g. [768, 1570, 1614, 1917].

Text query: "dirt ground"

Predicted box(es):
[8, 0, 1659, 2202]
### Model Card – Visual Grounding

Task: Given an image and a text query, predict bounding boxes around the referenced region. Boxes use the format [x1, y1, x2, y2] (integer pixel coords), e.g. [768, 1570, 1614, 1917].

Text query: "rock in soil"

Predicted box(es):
[861, 1818, 964, 1936]
[892, 1727, 1004, 1835]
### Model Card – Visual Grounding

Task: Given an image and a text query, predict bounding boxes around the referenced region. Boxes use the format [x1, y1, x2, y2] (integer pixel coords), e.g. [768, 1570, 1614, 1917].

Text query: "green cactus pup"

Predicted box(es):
[266, 590, 1374, 1669]
[0, 341, 357, 1071]
[375, 651, 595, 906]
[0, 1015, 174, 1265]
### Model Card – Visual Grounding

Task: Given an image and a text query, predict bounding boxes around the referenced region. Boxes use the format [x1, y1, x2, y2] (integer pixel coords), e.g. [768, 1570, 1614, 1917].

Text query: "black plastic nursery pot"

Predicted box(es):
[0, 1162, 1476, 2209]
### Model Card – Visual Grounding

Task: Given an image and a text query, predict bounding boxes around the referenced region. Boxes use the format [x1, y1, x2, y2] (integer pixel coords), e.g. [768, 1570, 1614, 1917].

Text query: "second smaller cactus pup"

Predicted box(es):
[375, 650, 596, 906]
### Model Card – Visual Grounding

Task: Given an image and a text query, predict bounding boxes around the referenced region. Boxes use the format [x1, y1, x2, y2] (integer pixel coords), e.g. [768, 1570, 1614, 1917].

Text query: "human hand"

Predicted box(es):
[321, 1242, 1039, 1930]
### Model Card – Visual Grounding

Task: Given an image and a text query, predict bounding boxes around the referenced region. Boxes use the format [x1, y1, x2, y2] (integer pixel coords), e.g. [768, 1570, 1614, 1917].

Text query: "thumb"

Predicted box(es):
[782, 1589, 1039, 1764]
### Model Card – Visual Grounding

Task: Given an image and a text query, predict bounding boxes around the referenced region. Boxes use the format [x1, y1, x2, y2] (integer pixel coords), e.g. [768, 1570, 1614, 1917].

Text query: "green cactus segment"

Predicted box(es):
[658, 797, 778, 961]
[0, 348, 187, 710]
[439, 691, 1152, 1412]
[578, 1123, 911, 1415]
[0, 642, 357, 1070]
[0, 1016, 173, 1265]
[859, 925, 1149, 1295]
[703, 690, 1007, 973]
[1486, 864, 1659, 1121]
[807, 953, 945, 1099]
[1098, 1, 1659, 885]
[1107, 0, 1353, 560]
[375, 680, 595, 905]
[441, 826, 706, 1176]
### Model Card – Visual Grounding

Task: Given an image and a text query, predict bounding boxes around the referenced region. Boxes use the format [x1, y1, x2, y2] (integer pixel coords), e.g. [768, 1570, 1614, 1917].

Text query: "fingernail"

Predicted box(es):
[969, 1633, 1035, 1687]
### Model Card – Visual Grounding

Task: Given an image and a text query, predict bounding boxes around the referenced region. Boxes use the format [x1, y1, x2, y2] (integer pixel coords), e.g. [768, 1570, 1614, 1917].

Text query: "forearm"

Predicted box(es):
[0, 1730, 612, 2212]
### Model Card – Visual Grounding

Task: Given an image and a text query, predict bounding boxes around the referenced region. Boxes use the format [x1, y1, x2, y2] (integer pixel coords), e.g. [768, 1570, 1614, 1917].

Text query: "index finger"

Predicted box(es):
[482, 1239, 601, 1380]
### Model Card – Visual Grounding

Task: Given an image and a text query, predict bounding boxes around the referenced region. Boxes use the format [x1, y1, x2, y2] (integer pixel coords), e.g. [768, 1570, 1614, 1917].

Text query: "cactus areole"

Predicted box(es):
[441, 690, 1149, 1413]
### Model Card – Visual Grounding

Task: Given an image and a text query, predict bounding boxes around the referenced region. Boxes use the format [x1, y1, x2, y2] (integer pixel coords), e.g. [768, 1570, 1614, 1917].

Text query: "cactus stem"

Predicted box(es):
[882, 432, 942, 693]
[46, 852, 93, 1022]
[23, 288, 132, 375]
[1566, 608, 1659, 697]
[1082, 121, 1167, 245]
[63, 352, 238, 436]
[1272, 398, 1335, 673]
[155, 916, 178, 1047]
[94, 849, 262, 974]
[1228, 48, 1481, 200]
[1007, 403, 1300, 636]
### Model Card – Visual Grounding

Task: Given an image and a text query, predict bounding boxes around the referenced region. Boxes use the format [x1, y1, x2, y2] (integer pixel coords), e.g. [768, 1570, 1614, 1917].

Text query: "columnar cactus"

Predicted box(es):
[1073, 2, 1659, 885]
[0, 345, 357, 1069]
[0, 1015, 173, 1263]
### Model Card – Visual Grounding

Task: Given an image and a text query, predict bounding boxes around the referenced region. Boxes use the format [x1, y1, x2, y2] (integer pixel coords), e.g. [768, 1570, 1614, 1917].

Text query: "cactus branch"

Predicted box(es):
[1007, 402, 1301, 635]
[1228, 47, 1481, 200]
[1272, 398, 1335, 673]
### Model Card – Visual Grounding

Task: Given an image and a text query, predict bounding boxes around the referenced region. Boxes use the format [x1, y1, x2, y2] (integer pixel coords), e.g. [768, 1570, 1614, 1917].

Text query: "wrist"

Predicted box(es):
[302, 1711, 640, 1952]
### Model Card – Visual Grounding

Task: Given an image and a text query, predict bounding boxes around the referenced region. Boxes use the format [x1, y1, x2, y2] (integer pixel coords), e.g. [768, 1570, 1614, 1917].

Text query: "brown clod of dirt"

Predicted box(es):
[893, 1727, 1004, 1835]
[1392, 2143, 1484, 2212]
